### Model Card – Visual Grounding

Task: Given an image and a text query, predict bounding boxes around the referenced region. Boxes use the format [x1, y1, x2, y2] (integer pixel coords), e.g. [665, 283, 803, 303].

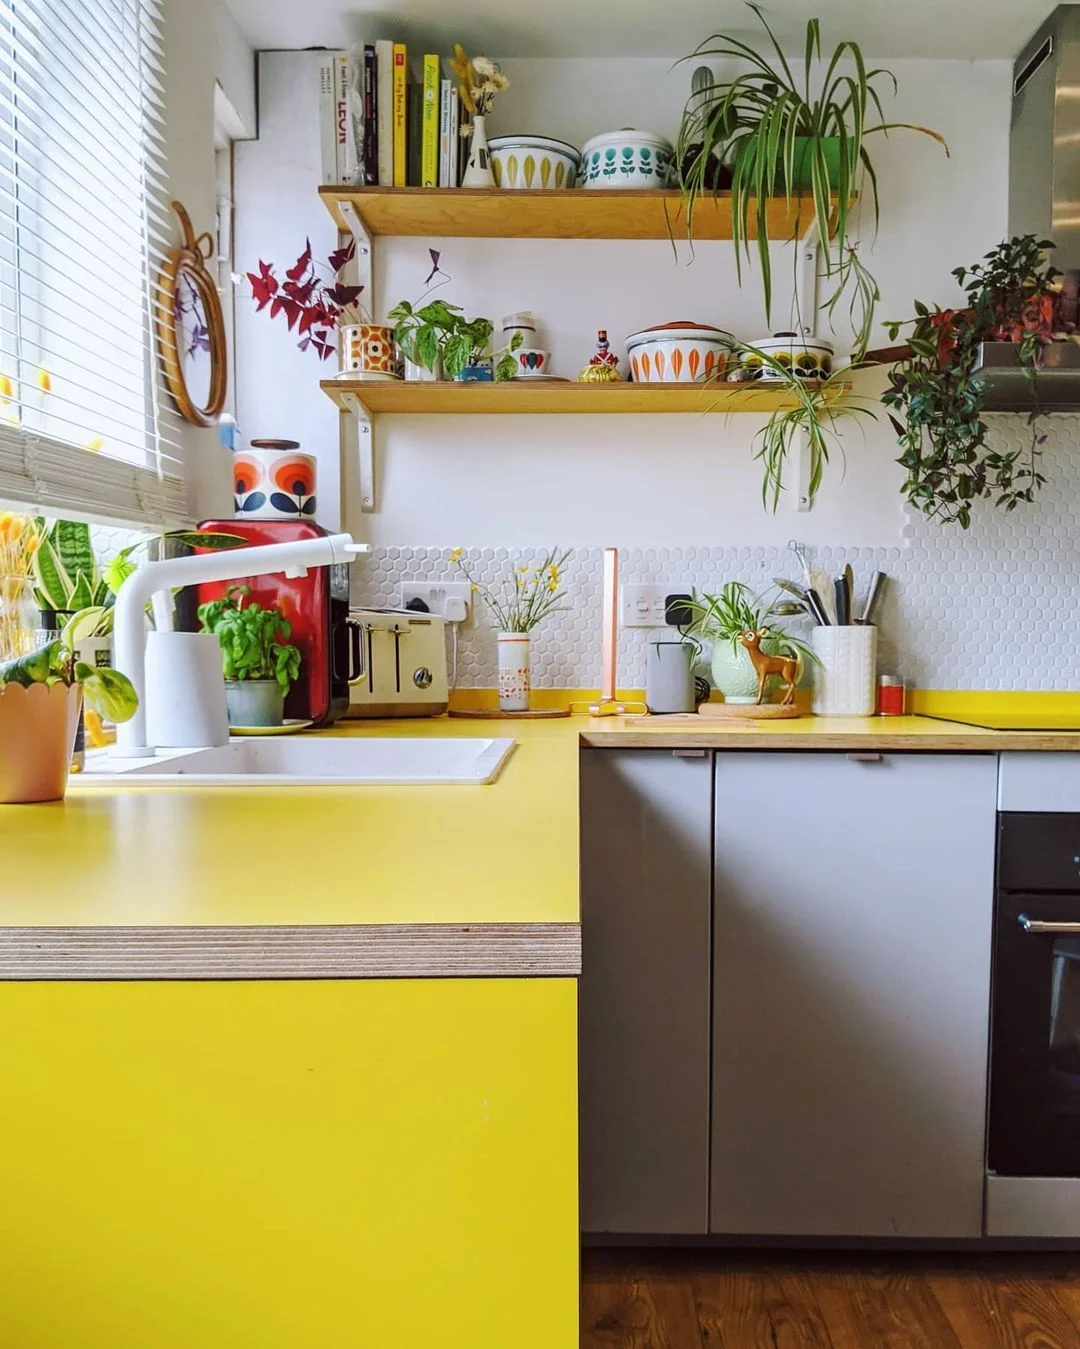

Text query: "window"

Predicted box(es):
[0, 0, 186, 526]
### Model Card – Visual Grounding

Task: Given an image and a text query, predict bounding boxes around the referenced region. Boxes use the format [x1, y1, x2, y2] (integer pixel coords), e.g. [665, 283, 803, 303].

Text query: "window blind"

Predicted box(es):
[0, 0, 187, 526]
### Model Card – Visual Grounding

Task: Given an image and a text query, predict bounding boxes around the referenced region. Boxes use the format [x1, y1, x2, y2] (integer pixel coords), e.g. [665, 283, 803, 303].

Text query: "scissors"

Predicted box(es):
[788, 539, 812, 587]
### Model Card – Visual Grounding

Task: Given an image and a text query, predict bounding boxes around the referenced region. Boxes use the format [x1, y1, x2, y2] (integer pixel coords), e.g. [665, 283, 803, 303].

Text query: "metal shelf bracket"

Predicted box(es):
[796, 220, 821, 339]
[340, 391, 376, 513]
[337, 199, 374, 312]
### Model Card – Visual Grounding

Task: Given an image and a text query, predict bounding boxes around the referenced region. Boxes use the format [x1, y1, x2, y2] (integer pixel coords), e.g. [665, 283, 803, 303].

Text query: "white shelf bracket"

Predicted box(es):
[341, 391, 376, 513]
[796, 221, 821, 339]
[792, 426, 812, 514]
[338, 200, 374, 313]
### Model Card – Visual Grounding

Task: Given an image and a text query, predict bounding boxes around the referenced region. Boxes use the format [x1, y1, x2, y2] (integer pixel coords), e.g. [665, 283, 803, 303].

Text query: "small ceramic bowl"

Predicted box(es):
[580, 130, 675, 189]
[741, 333, 835, 382]
[513, 348, 551, 377]
[625, 320, 732, 383]
[489, 136, 581, 190]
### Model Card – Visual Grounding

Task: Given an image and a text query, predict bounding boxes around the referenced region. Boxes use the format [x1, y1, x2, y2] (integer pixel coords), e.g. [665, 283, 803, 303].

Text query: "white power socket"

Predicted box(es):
[621, 583, 687, 628]
[399, 581, 472, 621]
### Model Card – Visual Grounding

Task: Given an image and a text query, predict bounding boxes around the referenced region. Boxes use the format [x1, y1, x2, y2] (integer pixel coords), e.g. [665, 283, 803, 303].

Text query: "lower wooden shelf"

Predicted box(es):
[321, 379, 848, 415]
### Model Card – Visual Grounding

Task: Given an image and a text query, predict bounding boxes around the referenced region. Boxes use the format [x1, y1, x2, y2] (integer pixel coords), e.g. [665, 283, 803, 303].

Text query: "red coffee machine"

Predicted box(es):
[181, 519, 361, 725]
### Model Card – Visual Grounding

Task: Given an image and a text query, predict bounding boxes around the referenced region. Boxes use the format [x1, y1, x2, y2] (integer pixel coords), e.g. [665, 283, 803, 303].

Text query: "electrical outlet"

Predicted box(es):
[622, 583, 689, 628]
[399, 581, 472, 621]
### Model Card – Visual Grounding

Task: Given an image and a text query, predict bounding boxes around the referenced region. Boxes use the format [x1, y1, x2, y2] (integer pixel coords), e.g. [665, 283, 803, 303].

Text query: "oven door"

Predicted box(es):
[990, 888, 1080, 1176]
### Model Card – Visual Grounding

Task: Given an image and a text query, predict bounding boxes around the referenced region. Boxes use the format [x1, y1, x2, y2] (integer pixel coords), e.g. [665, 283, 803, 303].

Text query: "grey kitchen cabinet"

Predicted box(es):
[710, 752, 998, 1238]
[579, 748, 713, 1234]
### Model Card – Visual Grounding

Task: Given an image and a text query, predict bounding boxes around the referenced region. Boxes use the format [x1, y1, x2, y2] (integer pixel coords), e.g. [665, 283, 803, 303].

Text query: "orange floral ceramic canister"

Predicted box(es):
[624, 320, 732, 384]
[0, 682, 82, 804]
[339, 324, 402, 381]
[233, 439, 317, 519]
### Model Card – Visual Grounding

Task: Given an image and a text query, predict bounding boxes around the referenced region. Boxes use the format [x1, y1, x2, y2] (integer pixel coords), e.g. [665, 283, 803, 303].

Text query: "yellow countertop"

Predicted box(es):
[4, 709, 1080, 953]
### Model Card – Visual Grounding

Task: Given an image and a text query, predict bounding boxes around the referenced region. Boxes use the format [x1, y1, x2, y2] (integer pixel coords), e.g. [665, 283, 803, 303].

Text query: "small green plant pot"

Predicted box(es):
[710, 637, 786, 704]
[225, 679, 284, 728]
[740, 136, 842, 191]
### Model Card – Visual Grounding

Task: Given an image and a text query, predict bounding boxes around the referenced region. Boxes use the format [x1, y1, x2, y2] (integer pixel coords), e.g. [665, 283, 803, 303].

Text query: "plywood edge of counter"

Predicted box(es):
[0, 923, 581, 980]
[580, 728, 1080, 751]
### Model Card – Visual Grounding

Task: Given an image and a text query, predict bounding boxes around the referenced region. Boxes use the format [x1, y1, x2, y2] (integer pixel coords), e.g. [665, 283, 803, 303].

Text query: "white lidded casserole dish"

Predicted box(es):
[580, 129, 675, 188]
[625, 320, 732, 383]
[488, 135, 581, 190]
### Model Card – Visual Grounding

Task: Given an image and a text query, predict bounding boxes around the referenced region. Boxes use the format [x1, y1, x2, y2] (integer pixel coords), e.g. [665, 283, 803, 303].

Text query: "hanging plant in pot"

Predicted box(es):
[882, 235, 1059, 528]
[450, 547, 571, 712]
[675, 3, 948, 344]
[197, 586, 302, 728]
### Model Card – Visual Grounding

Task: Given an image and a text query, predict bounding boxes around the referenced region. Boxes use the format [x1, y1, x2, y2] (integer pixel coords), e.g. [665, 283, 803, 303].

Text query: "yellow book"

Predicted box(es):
[421, 53, 440, 188]
[392, 43, 407, 187]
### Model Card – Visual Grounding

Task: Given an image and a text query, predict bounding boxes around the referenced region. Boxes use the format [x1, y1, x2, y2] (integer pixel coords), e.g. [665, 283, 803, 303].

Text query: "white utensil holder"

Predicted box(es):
[810, 626, 878, 717]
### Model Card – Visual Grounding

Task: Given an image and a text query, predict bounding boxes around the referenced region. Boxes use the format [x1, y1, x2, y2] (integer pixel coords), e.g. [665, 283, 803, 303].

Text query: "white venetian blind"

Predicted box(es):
[0, 0, 187, 526]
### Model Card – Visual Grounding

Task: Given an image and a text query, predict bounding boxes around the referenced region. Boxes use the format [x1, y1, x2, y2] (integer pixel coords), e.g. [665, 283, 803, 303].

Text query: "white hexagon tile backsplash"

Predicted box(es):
[357, 415, 1080, 692]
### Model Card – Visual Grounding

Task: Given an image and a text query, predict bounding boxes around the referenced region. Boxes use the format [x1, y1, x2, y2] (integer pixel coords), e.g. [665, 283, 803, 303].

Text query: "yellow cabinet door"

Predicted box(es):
[0, 977, 578, 1349]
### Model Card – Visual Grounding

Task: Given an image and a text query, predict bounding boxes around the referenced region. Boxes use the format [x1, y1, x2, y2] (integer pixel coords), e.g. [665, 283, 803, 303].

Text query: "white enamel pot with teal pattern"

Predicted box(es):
[488, 136, 581, 190]
[580, 129, 674, 189]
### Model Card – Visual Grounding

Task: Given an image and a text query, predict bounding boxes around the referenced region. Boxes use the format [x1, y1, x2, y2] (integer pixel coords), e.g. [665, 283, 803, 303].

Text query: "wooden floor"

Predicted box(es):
[582, 1247, 1080, 1348]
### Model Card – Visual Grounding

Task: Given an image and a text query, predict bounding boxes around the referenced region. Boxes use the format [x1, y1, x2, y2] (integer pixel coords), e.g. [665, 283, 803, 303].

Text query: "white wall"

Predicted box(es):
[232, 54, 1010, 548]
[162, 0, 256, 522]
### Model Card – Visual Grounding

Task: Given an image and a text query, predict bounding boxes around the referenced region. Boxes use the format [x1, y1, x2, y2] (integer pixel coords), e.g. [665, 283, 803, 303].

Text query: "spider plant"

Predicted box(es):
[687, 581, 815, 664]
[737, 346, 877, 510]
[676, 3, 947, 328]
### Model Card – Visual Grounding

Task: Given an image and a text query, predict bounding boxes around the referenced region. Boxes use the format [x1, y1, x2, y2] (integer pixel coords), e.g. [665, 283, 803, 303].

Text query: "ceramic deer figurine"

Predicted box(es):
[738, 628, 800, 706]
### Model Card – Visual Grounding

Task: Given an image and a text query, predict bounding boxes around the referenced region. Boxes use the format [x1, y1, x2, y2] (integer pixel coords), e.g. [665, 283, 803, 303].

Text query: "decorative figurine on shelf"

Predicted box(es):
[738, 629, 800, 706]
[578, 329, 622, 383]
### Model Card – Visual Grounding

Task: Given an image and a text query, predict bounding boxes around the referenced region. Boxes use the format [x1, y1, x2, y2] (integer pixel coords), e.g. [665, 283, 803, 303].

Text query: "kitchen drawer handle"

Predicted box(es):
[1018, 914, 1080, 935]
[673, 749, 707, 759]
[847, 752, 883, 763]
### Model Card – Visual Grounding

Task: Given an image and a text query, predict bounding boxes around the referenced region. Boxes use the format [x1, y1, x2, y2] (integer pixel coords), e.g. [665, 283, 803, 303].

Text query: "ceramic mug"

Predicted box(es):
[339, 324, 402, 381]
[233, 440, 317, 519]
[514, 348, 550, 377]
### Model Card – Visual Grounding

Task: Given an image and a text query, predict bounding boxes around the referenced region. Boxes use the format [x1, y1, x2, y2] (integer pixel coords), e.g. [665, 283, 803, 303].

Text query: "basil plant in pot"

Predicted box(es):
[688, 582, 815, 704]
[197, 586, 301, 728]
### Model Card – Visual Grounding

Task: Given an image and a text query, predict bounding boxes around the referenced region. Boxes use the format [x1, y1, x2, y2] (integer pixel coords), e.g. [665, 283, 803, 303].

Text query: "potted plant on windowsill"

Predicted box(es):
[197, 585, 301, 728]
[0, 613, 139, 803]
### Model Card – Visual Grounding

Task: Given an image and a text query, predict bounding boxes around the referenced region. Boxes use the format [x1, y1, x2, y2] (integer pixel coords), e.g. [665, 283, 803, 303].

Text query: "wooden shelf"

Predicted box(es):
[321, 379, 848, 416]
[319, 186, 828, 242]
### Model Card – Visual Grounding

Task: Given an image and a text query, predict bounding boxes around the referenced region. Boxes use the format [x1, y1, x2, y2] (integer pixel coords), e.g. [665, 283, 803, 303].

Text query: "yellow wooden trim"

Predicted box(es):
[911, 690, 1080, 717]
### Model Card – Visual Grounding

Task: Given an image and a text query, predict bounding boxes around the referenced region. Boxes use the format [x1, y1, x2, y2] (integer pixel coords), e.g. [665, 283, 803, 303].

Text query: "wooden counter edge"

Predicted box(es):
[0, 923, 581, 981]
[579, 730, 1080, 751]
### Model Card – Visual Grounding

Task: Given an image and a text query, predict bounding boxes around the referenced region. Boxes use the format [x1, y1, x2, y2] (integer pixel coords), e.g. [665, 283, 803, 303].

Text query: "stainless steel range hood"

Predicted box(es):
[994, 7, 1080, 411]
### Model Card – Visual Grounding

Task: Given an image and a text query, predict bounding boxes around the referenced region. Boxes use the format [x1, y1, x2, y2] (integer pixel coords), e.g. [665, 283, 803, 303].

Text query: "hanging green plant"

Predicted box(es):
[675, 3, 947, 356]
[882, 235, 1059, 528]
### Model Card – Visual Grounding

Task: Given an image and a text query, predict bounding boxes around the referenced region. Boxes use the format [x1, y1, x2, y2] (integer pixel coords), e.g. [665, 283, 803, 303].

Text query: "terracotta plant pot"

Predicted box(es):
[0, 682, 82, 804]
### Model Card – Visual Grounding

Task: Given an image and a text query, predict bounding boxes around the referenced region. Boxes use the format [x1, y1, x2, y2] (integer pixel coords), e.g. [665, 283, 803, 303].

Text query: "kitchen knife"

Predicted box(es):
[834, 574, 851, 626]
[804, 588, 830, 626]
[859, 571, 888, 625]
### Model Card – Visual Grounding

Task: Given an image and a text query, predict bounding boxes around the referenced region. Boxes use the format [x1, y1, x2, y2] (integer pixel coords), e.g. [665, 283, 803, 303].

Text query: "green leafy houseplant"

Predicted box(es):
[882, 235, 1059, 528]
[736, 347, 877, 509]
[676, 3, 947, 351]
[197, 586, 301, 696]
[443, 316, 522, 382]
[0, 611, 138, 723]
[688, 581, 816, 701]
[387, 297, 464, 374]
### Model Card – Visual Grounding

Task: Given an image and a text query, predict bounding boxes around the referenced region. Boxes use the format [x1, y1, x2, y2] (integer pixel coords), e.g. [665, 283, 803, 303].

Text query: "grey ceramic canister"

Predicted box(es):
[646, 640, 696, 714]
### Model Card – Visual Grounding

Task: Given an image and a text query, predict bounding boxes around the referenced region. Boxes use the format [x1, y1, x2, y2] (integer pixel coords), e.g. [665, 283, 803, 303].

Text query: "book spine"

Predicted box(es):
[448, 86, 460, 187]
[334, 53, 353, 185]
[318, 55, 337, 184]
[375, 39, 394, 187]
[407, 80, 423, 187]
[438, 78, 452, 187]
[362, 45, 378, 185]
[392, 43, 407, 188]
[421, 54, 439, 188]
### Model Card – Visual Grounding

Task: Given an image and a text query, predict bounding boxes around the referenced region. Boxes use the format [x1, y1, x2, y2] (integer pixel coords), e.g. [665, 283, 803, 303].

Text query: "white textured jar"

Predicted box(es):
[810, 626, 878, 716]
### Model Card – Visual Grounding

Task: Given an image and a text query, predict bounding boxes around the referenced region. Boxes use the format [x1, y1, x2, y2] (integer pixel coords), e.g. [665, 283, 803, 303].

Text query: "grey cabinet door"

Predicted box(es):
[711, 752, 997, 1238]
[579, 748, 713, 1234]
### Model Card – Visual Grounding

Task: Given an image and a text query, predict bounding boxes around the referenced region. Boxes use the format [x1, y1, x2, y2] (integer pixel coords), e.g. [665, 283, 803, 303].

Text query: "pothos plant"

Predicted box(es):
[197, 586, 301, 695]
[882, 235, 1059, 528]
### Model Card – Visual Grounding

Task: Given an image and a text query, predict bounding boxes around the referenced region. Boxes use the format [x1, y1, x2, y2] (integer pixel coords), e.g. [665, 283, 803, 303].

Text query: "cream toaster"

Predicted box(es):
[345, 608, 449, 717]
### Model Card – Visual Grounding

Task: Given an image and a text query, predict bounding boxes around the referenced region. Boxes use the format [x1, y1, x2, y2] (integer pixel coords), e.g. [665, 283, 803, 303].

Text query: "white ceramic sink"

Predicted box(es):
[79, 736, 517, 786]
